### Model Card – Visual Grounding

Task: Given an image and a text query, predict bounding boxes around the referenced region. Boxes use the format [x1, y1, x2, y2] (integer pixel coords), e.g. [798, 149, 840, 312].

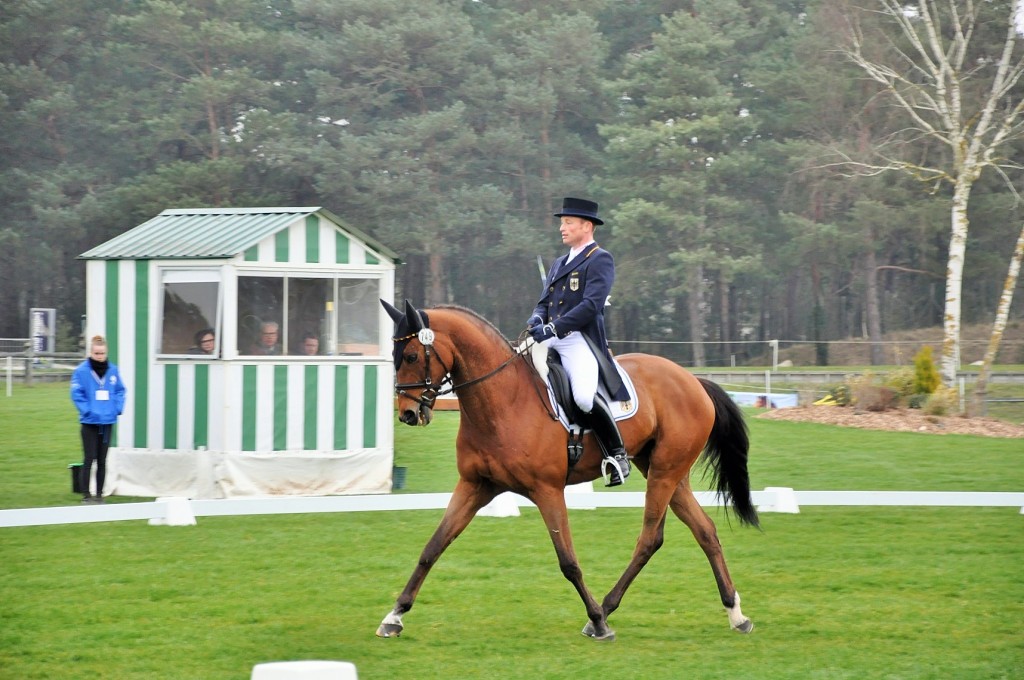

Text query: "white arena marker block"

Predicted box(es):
[565, 480, 596, 510]
[758, 487, 800, 514]
[148, 497, 197, 526]
[477, 491, 521, 517]
[251, 660, 358, 680]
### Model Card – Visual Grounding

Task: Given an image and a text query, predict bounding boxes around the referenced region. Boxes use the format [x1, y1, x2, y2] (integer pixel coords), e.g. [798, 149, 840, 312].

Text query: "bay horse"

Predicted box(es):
[377, 300, 759, 641]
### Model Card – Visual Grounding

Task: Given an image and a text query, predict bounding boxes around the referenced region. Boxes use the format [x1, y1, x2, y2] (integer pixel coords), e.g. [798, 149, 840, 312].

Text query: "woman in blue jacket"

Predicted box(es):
[70, 335, 127, 503]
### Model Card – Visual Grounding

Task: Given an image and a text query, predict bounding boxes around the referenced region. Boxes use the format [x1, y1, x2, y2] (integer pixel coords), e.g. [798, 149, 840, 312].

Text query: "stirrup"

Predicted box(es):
[601, 454, 630, 487]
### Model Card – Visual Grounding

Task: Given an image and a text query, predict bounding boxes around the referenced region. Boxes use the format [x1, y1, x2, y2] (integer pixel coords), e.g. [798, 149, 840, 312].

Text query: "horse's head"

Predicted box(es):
[381, 298, 452, 426]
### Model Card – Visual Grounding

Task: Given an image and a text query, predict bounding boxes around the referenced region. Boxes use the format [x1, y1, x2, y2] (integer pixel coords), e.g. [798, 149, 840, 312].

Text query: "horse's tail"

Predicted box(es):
[698, 378, 760, 528]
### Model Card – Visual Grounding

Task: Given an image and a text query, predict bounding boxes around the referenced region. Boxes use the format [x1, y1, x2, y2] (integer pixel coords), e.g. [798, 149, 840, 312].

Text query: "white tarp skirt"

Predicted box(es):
[107, 448, 392, 499]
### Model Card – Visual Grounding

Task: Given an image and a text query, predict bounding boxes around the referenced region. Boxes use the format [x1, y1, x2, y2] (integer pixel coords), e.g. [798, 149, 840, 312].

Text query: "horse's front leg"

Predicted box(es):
[530, 487, 614, 641]
[589, 474, 672, 634]
[376, 479, 496, 638]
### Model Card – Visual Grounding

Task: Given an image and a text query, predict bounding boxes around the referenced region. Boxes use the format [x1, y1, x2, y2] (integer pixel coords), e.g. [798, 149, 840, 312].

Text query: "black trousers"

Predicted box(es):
[80, 424, 111, 497]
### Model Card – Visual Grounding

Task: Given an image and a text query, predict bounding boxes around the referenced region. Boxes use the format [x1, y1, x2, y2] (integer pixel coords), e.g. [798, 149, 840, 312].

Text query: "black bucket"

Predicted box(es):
[392, 466, 407, 491]
[69, 463, 83, 494]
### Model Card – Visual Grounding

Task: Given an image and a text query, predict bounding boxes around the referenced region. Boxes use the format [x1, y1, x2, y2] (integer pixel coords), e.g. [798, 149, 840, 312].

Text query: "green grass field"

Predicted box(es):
[1, 383, 1022, 679]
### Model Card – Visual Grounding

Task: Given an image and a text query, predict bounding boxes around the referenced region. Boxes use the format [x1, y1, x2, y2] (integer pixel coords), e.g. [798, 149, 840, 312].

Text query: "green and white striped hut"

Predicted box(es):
[79, 207, 401, 498]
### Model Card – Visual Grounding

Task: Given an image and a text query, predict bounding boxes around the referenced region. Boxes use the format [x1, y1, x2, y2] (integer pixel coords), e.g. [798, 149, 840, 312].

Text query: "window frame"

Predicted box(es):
[235, 269, 386, 359]
[156, 267, 224, 359]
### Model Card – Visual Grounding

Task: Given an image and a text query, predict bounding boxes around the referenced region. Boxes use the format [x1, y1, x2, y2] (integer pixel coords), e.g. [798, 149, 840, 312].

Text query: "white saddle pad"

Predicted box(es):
[524, 340, 640, 431]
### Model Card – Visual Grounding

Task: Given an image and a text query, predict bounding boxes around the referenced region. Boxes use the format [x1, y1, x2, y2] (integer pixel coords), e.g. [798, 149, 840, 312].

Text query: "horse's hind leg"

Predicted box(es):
[669, 483, 753, 633]
[376, 479, 496, 638]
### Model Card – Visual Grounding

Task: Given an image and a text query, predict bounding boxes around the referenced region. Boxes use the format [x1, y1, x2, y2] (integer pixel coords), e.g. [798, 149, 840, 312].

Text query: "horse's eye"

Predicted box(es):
[404, 353, 418, 364]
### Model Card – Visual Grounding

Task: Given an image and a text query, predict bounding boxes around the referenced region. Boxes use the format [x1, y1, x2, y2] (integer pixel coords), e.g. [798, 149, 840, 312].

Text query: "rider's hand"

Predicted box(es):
[527, 314, 543, 329]
[529, 322, 557, 343]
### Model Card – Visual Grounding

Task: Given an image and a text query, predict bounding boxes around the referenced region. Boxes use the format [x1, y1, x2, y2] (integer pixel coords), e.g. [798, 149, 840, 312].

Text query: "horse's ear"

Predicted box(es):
[404, 299, 424, 333]
[380, 299, 404, 325]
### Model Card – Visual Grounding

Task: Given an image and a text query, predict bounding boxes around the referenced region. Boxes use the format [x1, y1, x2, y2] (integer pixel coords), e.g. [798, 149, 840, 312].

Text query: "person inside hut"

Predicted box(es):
[299, 332, 320, 356]
[187, 328, 216, 355]
[248, 321, 280, 355]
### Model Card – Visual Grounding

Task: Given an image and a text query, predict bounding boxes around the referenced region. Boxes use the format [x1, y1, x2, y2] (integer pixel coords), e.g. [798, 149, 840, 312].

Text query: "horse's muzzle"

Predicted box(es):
[399, 404, 433, 427]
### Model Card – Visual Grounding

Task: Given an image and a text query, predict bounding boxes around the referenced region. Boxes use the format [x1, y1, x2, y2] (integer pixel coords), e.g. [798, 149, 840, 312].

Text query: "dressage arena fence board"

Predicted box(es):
[1, 489, 1022, 528]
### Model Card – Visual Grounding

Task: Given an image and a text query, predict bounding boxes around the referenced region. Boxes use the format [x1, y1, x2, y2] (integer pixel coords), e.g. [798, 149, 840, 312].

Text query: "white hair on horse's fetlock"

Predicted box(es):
[726, 591, 748, 630]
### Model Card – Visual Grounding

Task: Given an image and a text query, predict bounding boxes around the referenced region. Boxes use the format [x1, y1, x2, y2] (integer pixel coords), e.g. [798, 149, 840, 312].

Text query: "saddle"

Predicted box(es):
[545, 350, 588, 468]
[524, 338, 639, 473]
[545, 350, 586, 425]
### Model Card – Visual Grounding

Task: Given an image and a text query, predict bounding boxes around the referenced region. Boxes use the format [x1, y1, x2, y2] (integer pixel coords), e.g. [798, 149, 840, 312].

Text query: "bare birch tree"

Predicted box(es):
[836, 0, 1024, 386]
[971, 222, 1024, 414]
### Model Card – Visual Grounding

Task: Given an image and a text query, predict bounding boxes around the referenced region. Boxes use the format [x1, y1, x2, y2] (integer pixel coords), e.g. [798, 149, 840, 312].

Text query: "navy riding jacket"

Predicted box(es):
[531, 244, 628, 401]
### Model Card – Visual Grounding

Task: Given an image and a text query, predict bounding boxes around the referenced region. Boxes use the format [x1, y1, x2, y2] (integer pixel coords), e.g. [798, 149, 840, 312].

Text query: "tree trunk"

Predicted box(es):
[785, 274, 799, 339]
[810, 262, 828, 366]
[863, 243, 884, 365]
[718, 269, 730, 364]
[941, 178, 973, 386]
[687, 265, 706, 367]
[427, 248, 446, 306]
[206, 98, 220, 160]
[970, 221, 1024, 416]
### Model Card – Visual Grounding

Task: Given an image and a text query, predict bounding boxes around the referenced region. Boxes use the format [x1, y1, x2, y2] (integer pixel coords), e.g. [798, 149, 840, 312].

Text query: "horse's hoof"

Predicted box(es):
[376, 623, 403, 638]
[581, 621, 616, 641]
[732, 618, 754, 634]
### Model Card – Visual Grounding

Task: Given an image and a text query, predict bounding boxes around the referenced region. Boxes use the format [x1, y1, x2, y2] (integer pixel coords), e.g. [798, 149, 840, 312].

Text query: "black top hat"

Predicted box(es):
[553, 197, 604, 226]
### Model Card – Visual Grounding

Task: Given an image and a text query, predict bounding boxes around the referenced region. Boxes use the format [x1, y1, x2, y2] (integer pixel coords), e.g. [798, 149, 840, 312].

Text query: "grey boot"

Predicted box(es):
[587, 394, 630, 487]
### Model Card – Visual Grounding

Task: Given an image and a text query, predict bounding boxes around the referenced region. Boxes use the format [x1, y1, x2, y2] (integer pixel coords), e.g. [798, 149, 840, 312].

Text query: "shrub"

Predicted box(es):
[854, 384, 897, 412]
[923, 386, 960, 416]
[847, 372, 897, 412]
[913, 346, 941, 394]
[884, 367, 916, 402]
[822, 383, 852, 406]
[907, 393, 928, 409]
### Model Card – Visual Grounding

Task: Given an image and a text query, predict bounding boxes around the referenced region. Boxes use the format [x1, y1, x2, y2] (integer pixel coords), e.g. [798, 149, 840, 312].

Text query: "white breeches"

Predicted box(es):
[545, 332, 598, 413]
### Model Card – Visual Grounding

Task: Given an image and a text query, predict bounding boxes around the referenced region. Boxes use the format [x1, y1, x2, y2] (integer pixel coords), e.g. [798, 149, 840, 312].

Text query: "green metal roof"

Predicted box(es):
[78, 206, 401, 263]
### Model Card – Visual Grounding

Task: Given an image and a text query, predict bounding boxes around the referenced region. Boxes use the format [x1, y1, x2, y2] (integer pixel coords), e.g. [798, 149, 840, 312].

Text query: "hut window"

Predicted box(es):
[334, 278, 380, 355]
[237, 273, 382, 356]
[158, 270, 222, 357]
[238, 276, 285, 355]
[288, 277, 331, 355]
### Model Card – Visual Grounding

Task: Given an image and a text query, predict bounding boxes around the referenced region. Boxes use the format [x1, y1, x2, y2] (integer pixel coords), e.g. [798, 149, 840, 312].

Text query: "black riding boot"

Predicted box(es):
[587, 394, 630, 487]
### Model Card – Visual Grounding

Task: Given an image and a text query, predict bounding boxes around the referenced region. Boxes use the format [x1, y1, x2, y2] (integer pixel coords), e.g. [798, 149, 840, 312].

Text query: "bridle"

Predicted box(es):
[392, 327, 528, 411]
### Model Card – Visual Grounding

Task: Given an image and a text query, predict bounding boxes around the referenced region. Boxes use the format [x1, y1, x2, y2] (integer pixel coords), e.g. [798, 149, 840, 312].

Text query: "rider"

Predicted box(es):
[528, 197, 630, 486]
